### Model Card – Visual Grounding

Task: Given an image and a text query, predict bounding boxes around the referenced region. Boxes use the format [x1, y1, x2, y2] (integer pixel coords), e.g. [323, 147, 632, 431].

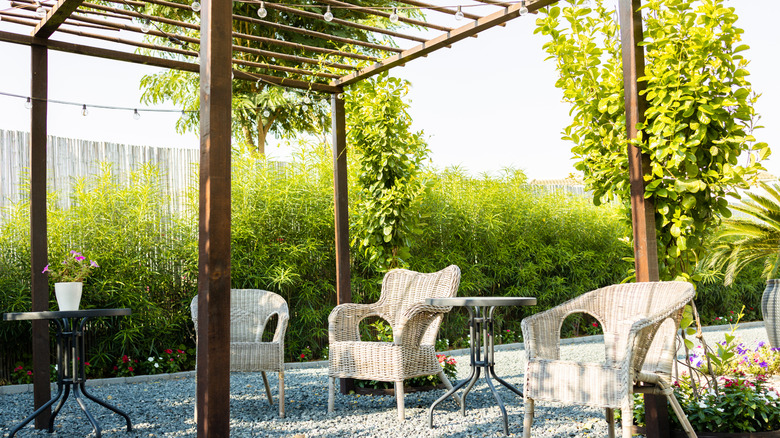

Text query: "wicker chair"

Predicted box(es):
[327, 265, 462, 421]
[520, 281, 697, 438]
[190, 289, 289, 417]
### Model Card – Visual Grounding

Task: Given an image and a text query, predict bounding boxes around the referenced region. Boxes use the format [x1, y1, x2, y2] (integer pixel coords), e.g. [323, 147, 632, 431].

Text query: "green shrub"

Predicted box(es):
[2, 145, 764, 380]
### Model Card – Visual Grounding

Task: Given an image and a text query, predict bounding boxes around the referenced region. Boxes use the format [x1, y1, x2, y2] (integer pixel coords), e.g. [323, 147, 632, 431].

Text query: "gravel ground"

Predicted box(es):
[0, 322, 768, 437]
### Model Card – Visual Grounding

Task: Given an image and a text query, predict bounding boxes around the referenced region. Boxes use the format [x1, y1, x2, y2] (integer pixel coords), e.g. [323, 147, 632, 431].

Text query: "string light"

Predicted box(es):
[455, 6, 464, 20]
[303, 95, 311, 104]
[519, 0, 528, 15]
[389, 7, 399, 23]
[191, 0, 201, 12]
[257, 1, 267, 18]
[263, 110, 271, 117]
[81, 104, 88, 116]
[141, 19, 151, 33]
[133, 109, 141, 120]
[323, 5, 333, 22]
[24, 97, 32, 109]
[35, 2, 45, 17]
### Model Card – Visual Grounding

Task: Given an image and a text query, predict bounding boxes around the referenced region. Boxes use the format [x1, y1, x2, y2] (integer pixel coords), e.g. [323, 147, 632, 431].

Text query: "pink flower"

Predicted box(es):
[26, 371, 32, 376]
[122, 355, 129, 363]
[300, 353, 305, 359]
[592, 322, 598, 327]
[90, 260, 99, 268]
[165, 349, 173, 354]
[75, 256, 86, 262]
[128, 366, 134, 372]
[42, 264, 49, 274]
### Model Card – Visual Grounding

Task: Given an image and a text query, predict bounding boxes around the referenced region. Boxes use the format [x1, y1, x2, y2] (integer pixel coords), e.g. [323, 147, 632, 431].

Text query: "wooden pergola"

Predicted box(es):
[0, 0, 664, 435]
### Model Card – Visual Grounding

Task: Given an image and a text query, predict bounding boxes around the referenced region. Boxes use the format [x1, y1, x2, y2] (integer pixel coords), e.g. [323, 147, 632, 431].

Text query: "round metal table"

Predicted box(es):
[426, 297, 536, 436]
[3, 308, 133, 437]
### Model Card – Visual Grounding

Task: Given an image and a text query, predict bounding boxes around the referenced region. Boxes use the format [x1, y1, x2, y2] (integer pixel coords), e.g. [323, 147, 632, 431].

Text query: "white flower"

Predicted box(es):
[148, 357, 154, 362]
[154, 363, 159, 368]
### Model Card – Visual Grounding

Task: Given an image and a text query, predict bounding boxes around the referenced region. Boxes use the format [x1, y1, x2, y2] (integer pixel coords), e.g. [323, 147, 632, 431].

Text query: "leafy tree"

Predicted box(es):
[134, 1, 411, 153]
[705, 182, 780, 285]
[344, 72, 429, 269]
[535, 0, 768, 281]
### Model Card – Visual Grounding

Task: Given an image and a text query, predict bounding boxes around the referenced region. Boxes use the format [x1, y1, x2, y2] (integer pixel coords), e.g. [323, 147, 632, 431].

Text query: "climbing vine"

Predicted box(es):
[535, 0, 768, 281]
[345, 72, 430, 270]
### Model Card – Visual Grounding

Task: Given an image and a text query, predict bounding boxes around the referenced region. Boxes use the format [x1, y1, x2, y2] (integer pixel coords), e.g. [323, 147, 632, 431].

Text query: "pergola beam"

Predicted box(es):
[32, 0, 85, 38]
[80, 1, 379, 62]
[333, 0, 556, 87]
[0, 30, 342, 92]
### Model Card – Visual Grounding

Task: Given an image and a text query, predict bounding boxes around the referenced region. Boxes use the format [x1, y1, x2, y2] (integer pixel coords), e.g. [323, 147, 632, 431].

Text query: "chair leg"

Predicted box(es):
[261, 371, 274, 406]
[328, 377, 335, 414]
[522, 398, 533, 438]
[438, 370, 463, 410]
[605, 408, 615, 438]
[621, 405, 633, 438]
[395, 381, 405, 421]
[658, 382, 697, 438]
[278, 371, 285, 418]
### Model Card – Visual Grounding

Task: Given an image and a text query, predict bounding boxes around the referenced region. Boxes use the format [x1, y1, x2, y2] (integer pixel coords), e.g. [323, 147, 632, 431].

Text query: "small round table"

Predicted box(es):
[426, 297, 536, 436]
[2, 308, 133, 438]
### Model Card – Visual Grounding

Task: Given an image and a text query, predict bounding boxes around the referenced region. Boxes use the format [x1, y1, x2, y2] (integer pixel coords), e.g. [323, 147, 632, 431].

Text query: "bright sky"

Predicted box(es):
[0, 0, 778, 180]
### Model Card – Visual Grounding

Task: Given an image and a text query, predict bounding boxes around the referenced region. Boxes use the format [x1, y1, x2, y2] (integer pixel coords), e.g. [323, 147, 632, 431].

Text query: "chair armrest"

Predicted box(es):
[272, 310, 290, 344]
[328, 303, 379, 343]
[394, 304, 452, 345]
[521, 299, 584, 360]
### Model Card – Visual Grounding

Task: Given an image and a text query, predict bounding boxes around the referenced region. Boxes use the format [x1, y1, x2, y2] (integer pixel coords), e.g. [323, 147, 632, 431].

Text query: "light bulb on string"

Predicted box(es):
[336, 93, 343, 100]
[141, 19, 151, 33]
[323, 5, 333, 22]
[35, 2, 45, 17]
[257, 1, 267, 18]
[389, 7, 399, 23]
[81, 104, 88, 117]
[303, 95, 311, 104]
[191, 1, 200, 12]
[455, 6, 464, 21]
[263, 110, 271, 118]
[24, 97, 32, 109]
[133, 109, 141, 120]
[519, 1, 528, 15]
[302, 104, 308, 111]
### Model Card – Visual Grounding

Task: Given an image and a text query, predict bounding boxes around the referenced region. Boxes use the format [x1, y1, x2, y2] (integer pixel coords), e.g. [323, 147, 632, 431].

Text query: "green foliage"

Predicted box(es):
[408, 168, 634, 343]
[536, 0, 768, 281]
[345, 73, 430, 270]
[705, 182, 780, 285]
[0, 164, 196, 378]
[4, 144, 766, 380]
[135, 0, 413, 152]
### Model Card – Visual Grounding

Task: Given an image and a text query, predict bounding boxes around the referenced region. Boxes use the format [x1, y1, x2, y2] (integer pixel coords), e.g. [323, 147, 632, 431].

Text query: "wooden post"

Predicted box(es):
[30, 43, 51, 429]
[331, 92, 353, 394]
[196, 0, 232, 433]
[618, 0, 666, 436]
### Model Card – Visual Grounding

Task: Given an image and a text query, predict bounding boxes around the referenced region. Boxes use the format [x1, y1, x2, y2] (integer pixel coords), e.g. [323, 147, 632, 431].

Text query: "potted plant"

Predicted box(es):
[705, 182, 780, 347]
[42, 250, 99, 311]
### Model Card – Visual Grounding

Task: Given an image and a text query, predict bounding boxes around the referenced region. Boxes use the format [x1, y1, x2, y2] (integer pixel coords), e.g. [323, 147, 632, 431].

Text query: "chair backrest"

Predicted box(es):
[376, 265, 460, 344]
[190, 289, 289, 343]
[578, 281, 694, 374]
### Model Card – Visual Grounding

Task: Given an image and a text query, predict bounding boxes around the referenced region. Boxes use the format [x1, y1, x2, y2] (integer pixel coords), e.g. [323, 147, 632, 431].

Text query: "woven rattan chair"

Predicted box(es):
[327, 265, 462, 421]
[520, 281, 697, 438]
[190, 289, 289, 417]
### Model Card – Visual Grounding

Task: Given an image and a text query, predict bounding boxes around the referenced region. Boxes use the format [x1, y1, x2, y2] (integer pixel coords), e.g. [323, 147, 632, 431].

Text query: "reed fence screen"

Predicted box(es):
[0, 129, 199, 217]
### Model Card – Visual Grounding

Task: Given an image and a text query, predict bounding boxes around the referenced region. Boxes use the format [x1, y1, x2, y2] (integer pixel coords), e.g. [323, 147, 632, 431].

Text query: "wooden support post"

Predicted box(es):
[30, 43, 51, 429]
[331, 92, 353, 395]
[618, 0, 666, 436]
[196, 0, 232, 433]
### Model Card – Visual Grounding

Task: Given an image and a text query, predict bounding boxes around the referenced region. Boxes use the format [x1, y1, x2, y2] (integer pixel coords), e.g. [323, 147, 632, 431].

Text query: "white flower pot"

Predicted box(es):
[55, 282, 83, 311]
[762, 279, 780, 347]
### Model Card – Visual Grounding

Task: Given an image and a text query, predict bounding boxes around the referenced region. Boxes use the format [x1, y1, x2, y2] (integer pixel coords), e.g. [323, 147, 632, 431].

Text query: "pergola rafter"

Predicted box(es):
[0, 0, 665, 435]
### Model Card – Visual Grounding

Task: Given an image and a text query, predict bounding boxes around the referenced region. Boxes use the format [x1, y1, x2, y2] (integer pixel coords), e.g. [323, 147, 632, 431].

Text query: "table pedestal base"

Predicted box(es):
[429, 305, 523, 436]
[9, 315, 132, 438]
